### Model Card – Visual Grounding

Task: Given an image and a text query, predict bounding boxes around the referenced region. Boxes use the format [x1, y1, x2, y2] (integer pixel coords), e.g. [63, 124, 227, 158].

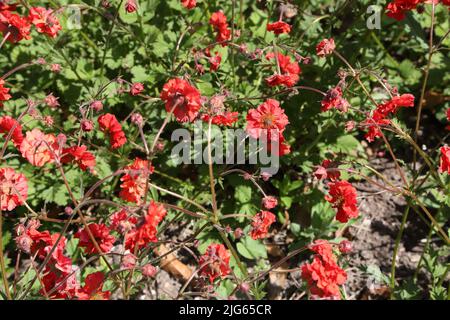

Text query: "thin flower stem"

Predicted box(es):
[390, 205, 410, 296]
[99, 0, 124, 79]
[0, 210, 12, 300]
[0, 32, 10, 50]
[413, 3, 436, 170]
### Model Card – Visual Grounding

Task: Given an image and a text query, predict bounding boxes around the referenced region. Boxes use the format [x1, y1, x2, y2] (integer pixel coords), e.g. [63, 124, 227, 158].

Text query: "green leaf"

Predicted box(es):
[237, 236, 267, 260]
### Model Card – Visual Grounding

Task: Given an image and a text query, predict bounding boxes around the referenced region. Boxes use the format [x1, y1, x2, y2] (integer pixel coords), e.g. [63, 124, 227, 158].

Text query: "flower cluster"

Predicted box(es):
[0, 5, 61, 44]
[199, 243, 231, 283]
[15, 220, 109, 299]
[265, 52, 301, 88]
[119, 158, 154, 204]
[209, 11, 231, 45]
[386, 0, 450, 21]
[124, 201, 167, 252]
[301, 240, 347, 299]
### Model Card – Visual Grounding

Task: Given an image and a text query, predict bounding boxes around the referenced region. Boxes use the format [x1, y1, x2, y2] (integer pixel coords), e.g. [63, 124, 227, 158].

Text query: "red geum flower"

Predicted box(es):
[265, 52, 301, 88]
[160, 78, 202, 123]
[0, 79, 12, 105]
[98, 113, 127, 149]
[250, 210, 276, 240]
[125, 0, 137, 13]
[246, 99, 289, 139]
[316, 38, 336, 57]
[201, 111, 239, 127]
[266, 21, 291, 34]
[75, 223, 116, 255]
[124, 201, 167, 252]
[130, 82, 144, 95]
[362, 111, 391, 143]
[20, 128, 59, 167]
[0, 115, 24, 147]
[386, 0, 423, 21]
[325, 180, 359, 223]
[375, 93, 415, 117]
[0, 10, 31, 43]
[209, 11, 231, 45]
[321, 86, 350, 112]
[0, 167, 28, 211]
[28, 7, 62, 38]
[198, 243, 231, 283]
[181, 0, 196, 9]
[262, 196, 278, 210]
[77, 272, 111, 300]
[60, 145, 96, 172]
[301, 255, 347, 299]
[119, 157, 154, 204]
[109, 209, 138, 233]
[439, 146, 450, 174]
[308, 240, 337, 264]
[41, 265, 79, 299]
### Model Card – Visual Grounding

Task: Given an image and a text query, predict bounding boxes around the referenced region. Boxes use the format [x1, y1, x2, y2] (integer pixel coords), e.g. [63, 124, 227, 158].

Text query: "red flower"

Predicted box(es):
[250, 210, 276, 240]
[325, 180, 359, 223]
[0, 79, 11, 105]
[109, 209, 138, 233]
[160, 78, 202, 123]
[75, 223, 116, 255]
[130, 82, 144, 95]
[265, 52, 301, 88]
[267, 21, 291, 34]
[124, 201, 167, 252]
[246, 99, 289, 139]
[301, 255, 347, 299]
[362, 112, 391, 143]
[199, 243, 231, 283]
[77, 272, 110, 300]
[125, 0, 137, 13]
[386, 0, 422, 21]
[262, 196, 277, 210]
[308, 240, 336, 264]
[98, 113, 127, 149]
[0, 10, 31, 43]
[316, 38, 336, 57]
[28, 7, 62, 38]
[20, 128, 59, 167]
[0, 116, 24, 147]
[375, 93, 415, 117]
[439, 146, 450, 174]
[209, 11, 231, 45]
[41, 266, 79, 299]
[321, 87, 350, 112]
[61, 145, 96, 172]
[201, 111, 239, 127]
[181, 0, 196, 9]
[0, 167, 28, 211]
[119, 157, 154, 204]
